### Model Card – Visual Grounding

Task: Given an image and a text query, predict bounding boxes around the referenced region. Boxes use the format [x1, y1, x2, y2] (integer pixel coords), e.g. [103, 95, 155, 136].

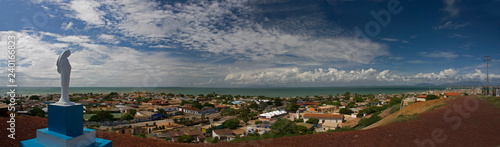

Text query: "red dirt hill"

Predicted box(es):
[2, 96, 500, 147]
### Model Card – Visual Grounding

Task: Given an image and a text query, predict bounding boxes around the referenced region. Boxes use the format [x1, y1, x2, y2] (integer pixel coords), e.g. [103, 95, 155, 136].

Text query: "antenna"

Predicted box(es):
[484, 56, 492, 95]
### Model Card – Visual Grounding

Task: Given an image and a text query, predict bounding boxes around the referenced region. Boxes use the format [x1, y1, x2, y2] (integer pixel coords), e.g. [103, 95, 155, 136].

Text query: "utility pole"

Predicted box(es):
[484, 56, 491, 95]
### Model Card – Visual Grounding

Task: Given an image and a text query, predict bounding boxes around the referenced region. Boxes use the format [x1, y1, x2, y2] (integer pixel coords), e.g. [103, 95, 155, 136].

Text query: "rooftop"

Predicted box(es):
[303, 113, 343, 118]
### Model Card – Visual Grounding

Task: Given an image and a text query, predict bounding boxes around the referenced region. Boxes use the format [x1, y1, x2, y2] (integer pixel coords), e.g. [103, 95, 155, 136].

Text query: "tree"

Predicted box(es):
[347, 102, 356, 108]
[203, 102, 215, 108]
[95, 111, 114, 122]
[120, 113, 134, 120]
[249, 102, 258, 109]
[426, 95, 440, 101]
[128, 109, 137, 116]
[157, 109, 167, 118]
[29, 107, 44, 117]
[343, 92, 351, 100]
[29, 95, 40, 100]
[271, 118, 298, 135]
[224, 119, 240, 130]
[305, 118, 319, 124]
[285, 102, 300, 112]
[177, 135, 192, 143]
[339, 108, 354, 115]
[192, 101, 203, 109]
[274, 98, 283, 106]
[296, 125, 309, 135]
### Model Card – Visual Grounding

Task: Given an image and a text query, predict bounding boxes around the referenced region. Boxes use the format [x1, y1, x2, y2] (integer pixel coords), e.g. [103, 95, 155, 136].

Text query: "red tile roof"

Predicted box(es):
[417, 95, 427, 98]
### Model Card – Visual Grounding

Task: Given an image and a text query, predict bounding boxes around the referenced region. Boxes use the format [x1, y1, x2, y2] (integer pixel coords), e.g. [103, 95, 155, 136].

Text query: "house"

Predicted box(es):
[162, 106, 178, 112]
[302, 113, 344, 124]
[135, 111, 161, 122]
[444, 92, 462, 98]
[231, 101, 244, 105]
[181, 107, 217, 115]
[298, 102, 321, 107]
[103, 101, 120, 106]
[115, 126, 150, 136]
[187, 131, 205, 143]
[212, 128, 235, 142]
[416, 95, 427, 102]
[182, 107, 202, 115]
[115, 105, 134, 113]
[148, 100, 169, 105]
[215, 105, 230, 110]
[315, 105, 336, 112]
[166, 130, 185, 142]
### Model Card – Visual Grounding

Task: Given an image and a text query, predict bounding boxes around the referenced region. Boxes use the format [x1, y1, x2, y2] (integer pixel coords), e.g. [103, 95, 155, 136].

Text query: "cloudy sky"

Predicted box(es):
[0, 0, 499, 87]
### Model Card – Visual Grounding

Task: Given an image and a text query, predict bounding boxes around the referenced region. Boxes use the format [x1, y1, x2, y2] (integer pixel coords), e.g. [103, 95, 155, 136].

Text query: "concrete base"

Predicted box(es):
[20, 128, 111, 147]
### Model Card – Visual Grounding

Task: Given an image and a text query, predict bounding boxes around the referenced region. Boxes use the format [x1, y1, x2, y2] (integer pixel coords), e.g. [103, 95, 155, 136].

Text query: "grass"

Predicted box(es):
[388, 114, 420, 124]
[477, 96, 500, 108]
[426, 103, 448, 112]
[389, 105, 400, 114]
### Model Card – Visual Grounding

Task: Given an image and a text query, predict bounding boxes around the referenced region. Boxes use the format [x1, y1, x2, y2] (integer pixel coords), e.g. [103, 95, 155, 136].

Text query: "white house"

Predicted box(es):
[302, 113, 344, 124]
[212, 128, 235, 142]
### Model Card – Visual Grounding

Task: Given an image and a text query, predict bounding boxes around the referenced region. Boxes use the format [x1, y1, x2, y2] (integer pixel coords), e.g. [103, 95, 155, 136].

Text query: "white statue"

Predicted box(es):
[55, 50, 74, 105]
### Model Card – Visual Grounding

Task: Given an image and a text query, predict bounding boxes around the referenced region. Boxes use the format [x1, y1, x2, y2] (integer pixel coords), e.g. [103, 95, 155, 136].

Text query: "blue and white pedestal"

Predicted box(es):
[21, 104, 112, 147]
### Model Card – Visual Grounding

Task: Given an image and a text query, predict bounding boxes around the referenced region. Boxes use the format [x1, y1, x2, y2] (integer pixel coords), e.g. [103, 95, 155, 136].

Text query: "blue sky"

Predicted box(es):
[0, 0, 499, 87]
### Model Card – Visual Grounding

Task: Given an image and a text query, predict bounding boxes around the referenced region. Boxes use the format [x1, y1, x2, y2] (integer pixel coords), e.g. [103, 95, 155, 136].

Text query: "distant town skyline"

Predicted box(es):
[0, 0, 499, 87]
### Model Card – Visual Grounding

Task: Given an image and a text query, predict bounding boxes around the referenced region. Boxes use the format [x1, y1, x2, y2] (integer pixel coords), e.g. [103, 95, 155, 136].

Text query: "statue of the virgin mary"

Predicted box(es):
[55, 50, 74, 105]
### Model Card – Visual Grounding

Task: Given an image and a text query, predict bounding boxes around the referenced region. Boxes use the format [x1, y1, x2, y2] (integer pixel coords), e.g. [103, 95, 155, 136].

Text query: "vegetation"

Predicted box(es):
[255, 120, 263, 125]
[135, 133, 146, 138]
[425, 95, 440, 101]
[357, 114, 382, 128]
[177, 135, 192, 143]
[305, 118, 319, 124]
[478, 96, 500, 108]
[29, 106, 45, 117]
[389, 105, 400, 114]
[232, 118, 308, 142]
[128, 109, 137, 116]
[339, 108, 354, 115]
[120, 113, 134, 120]
[89, 111, 114, 122]
[389, 114, 420, 123]
[29, 95, 40, 100]
[224, 119, 240, 130]
[206, 137, 219, 143]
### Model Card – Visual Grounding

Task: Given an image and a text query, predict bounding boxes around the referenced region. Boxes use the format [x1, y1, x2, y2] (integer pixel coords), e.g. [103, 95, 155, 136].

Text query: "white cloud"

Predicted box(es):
[56, 35, 92, 43]
[419, 51, 458, 59]
[381, 38, 398, 42]
[224, 67, 405, 85]
[61, 21, 73, 30]
[51, 0, 388, 64]
[224, 67, 499, 86]
[443, 0, 459, 17]
[0, 31, 180, 87]
[434, 21, 469, 30]
[149, 45, 173, 48]
[97, 34, 120, 44]
[61, 0, 105, 27]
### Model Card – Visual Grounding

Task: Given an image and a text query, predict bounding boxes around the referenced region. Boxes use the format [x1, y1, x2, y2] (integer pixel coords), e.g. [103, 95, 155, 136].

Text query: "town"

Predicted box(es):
[0, 88, 488, 143]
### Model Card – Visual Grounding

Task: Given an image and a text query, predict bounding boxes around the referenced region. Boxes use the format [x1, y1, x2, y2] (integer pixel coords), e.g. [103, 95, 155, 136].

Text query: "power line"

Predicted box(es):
[484, 56, 491, 95]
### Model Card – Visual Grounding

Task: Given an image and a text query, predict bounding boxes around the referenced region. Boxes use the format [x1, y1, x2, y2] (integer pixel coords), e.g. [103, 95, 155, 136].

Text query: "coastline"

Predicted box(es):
[0, 86, 476, 97]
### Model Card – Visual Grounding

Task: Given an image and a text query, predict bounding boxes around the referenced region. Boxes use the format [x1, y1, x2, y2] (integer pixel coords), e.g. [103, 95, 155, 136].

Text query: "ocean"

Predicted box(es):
[0, 86, 456, 97]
